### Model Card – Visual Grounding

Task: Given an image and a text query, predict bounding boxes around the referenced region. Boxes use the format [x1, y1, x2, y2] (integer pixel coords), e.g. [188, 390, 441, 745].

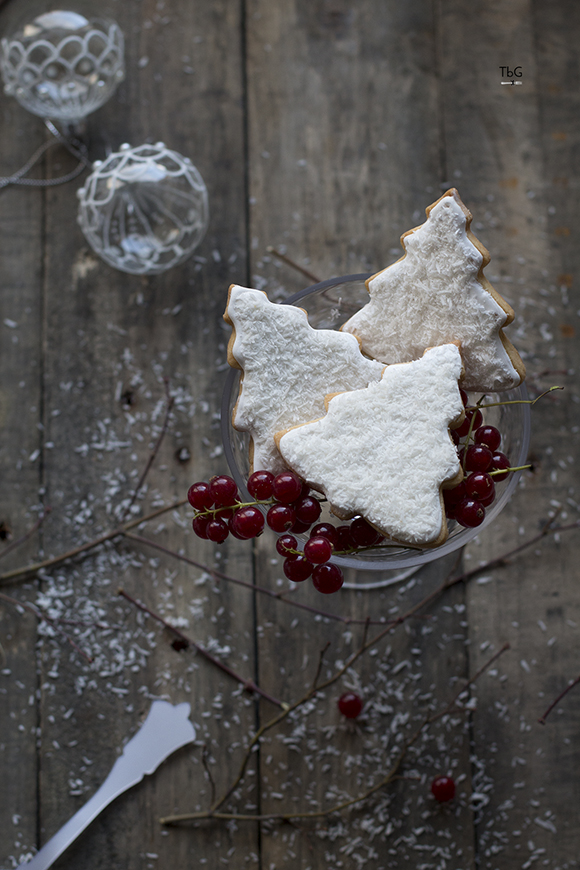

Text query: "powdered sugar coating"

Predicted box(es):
[277, 344, 464, 546]
[225, 285, 385, 474]
[341, 190, 525, 392]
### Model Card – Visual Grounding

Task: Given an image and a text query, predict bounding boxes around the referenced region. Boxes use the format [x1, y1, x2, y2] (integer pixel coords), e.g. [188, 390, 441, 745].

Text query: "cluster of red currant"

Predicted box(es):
[444, 390, 514, 529]
[187, 469, 363, 593]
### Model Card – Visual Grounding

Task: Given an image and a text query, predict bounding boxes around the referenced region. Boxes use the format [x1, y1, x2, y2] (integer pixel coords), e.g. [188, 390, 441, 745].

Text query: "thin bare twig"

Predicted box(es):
[0, 499, 187, 587]
[120, 380, 174, 523]
[0, 508, 51, 563]
[123, 531, 397, 626]
[202, 744, 217, 806]
[117, 588, 285, 709]
[311, 641, 331, 692]
[538, 674, 580, 724]
[160, 644, 509, 826]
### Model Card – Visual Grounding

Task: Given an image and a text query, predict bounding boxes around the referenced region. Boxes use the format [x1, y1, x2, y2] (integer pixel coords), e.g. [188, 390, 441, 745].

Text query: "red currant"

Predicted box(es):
[455, 408, 483, 438]
[247, 469, 274, 500]
[450, 428, 461, 446]
[479, 489, 496, 507]
[455, 497, 485, 528]
[442, 481, 466, 519]
[209, 475, 239, 506]
[231, 506, 265, 538]
[192, 514, 210, 539]
[206, 518, 229, 543]
[335, 525, 355, 552]
[464, 444, 493, 473]
[228, 514, 249, 539]
[337, 692, 363, 719]
[267, 504, 296, 532]
[431, 775, 455, 802]
[272, 471, 303, 504]
[464, 472, 494, 502]
[312, 563, 344, 593]
[283, 556, 313, 582]
[290, 518, 312, 534]
[490, 451, 510, 482]
[310, 523, 338, 547]
[276, 534, 298, 557]
[294, 496, 322, 525]
[350, 517, 381, 547]
[187, 482, 213, 511]
[304, 536, 333, 564]
[459, 388, 469, 406]
[474, 425, 501, 452]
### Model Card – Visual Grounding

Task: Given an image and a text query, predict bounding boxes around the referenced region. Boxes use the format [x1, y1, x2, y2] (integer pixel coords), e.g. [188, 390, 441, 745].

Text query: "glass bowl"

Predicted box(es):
[221, 274, 531, 571]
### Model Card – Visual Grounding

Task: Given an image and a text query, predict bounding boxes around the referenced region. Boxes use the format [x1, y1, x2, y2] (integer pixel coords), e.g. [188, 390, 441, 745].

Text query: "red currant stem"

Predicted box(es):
[161, 642, 508, 826]
[0, 589, 93, 663]
[117, 588, 285, 709]
[477, 385, 563, 409]
[538, 672, 580, 725]
[120, 379, 174, 523]
[488, 464, 531, 476]
[0, 499, 188, 587]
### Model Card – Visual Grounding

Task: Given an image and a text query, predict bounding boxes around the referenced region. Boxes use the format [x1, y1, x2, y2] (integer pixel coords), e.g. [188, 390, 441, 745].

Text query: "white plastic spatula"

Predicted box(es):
[16, 700, 196, 870]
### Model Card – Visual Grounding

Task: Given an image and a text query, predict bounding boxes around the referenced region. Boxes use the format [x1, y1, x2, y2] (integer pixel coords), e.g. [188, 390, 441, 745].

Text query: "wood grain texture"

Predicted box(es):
[0, 95, 46, 864]
[1, 1, 579, 869]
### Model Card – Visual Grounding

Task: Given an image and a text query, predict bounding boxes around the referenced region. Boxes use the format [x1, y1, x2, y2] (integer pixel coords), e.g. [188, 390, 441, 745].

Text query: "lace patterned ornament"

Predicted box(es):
[0, 10, 124, 123]
[77, 142, 209, 275]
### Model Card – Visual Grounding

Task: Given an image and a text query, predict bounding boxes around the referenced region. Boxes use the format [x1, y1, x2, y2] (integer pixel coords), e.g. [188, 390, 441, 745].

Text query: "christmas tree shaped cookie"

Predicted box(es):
[225, 285, 385, 474]
[341, 189, 525, 392]
[276, 344, 465, 547]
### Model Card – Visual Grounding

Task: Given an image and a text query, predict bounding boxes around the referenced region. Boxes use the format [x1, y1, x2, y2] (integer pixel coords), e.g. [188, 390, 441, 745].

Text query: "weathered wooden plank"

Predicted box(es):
[245, 2, 476, 867]
[0, 80, 46, 864]
[0, 1, 256, 868]
[441, 0, 580, 866]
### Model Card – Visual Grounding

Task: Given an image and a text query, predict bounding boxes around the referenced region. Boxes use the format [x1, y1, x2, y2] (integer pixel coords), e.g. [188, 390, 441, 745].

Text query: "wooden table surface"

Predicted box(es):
[1, 2, 579, 868]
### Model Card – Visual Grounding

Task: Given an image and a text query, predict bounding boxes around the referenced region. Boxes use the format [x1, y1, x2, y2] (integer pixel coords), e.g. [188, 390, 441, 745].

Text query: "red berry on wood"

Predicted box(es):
[192, 514, 210, 539]
[455, 497, 485, 528]
[187, 481, 213, 511]
[267, 504, 296, 532]
[209, 474, 239, 506]
[294, 496, 322, 525]
[337, 692, 363, 719]
[464, 444, 493, 473]
[206, 518, 229, 543]
[350, 517, 381, 547]
[231, 506, 265, 538]
[272, 471, 303, 503]
[283, 555, 313, 582]
[247, 469, 275, 500]
[490, 451, 510, 481]
[276, 534, 298, 557]
[431, 776, 455, 802]
[474, 424, 501, 452]
[312, 563, 344, 593]
[304, 536, 333, 564]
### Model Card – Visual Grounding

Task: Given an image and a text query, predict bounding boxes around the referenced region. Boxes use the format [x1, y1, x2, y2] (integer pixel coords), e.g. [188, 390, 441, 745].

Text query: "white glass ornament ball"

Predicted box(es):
[77, 142, 210, 275]
[0, 10, 124, 123]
